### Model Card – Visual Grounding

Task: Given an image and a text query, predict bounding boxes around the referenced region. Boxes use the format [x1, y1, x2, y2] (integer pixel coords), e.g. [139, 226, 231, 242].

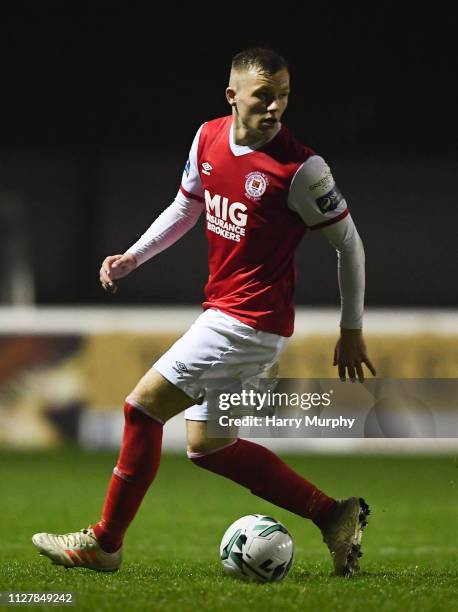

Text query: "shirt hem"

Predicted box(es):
[202, 303, 293, 338]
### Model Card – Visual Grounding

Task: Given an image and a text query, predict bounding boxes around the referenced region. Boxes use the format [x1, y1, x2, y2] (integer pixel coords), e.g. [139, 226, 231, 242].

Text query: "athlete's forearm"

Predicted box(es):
[126, 191, 204, 266]
[322, 216, 365, 329]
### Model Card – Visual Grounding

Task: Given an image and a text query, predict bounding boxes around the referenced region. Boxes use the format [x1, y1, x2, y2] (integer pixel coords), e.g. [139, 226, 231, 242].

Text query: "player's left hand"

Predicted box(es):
[333, 328, 376, 383]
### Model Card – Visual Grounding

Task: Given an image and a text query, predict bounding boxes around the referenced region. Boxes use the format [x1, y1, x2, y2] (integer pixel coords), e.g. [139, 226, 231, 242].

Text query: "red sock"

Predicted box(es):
[189, 439, 336, 530]
[93, 401, 163, 552]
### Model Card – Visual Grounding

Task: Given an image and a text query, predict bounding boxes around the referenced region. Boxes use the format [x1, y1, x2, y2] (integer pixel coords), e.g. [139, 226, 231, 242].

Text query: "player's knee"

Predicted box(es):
[186, 419, 238, 458]
[128, 368, 193, 422]
[187, 438, 235, 458]
[186, 439, 213, 456]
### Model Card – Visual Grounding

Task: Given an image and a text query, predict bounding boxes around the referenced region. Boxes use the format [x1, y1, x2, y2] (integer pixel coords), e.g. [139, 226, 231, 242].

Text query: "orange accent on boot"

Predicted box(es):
[85, 549, 98, 563]
[66, 549, 81, 565]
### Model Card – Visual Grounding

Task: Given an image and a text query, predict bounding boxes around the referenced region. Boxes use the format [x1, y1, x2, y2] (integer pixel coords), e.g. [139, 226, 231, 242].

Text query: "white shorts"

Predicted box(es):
[153, 308, 288, 421]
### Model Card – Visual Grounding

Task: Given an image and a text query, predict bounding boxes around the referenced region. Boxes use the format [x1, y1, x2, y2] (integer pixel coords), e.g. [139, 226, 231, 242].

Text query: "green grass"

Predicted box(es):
[0, 450, 457, 611]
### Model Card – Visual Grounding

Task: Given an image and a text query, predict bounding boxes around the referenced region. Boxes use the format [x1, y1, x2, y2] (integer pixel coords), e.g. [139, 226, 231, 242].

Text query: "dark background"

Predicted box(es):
[1, 2, 457, 307]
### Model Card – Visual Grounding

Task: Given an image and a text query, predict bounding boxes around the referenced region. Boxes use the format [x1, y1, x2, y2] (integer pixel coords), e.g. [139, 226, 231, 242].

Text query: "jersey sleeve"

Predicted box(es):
[288, 155, 349, 229]
[125, 190, 204, 266]
[322, 216, 365, 329]
[180, 124, 205, 202]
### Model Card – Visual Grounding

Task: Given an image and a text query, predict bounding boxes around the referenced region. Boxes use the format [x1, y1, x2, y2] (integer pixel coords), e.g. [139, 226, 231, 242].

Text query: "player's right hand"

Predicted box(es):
[99, 253, 138, 294]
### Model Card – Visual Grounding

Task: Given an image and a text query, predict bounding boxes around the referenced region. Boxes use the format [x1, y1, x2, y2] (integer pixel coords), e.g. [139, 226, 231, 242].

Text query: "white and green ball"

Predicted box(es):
[220, 514, 294, 583]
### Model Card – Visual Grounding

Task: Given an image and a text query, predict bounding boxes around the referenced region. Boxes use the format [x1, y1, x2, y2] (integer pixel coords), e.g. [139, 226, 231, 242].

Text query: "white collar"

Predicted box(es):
[229, 120, 281, 157]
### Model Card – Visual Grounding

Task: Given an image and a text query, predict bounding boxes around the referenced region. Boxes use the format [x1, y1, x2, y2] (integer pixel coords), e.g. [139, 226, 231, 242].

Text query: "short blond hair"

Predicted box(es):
[231, 48, 288, 76]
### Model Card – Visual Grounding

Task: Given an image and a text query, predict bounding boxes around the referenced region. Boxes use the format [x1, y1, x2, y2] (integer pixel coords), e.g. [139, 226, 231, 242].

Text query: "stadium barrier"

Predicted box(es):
[0, 307, 457, 452]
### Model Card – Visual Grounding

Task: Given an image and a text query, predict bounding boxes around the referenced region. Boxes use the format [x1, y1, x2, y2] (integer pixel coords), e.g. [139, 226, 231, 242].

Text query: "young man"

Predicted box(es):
[33, 48, 375, 577]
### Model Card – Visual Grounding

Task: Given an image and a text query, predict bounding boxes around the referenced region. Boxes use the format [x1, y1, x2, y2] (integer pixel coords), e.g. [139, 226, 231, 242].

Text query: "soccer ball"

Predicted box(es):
[220, 514, 294, 583]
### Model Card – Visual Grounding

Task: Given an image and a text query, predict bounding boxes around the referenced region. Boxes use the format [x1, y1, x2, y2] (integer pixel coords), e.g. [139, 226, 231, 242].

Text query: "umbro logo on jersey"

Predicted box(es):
[202, 162, 213, 175]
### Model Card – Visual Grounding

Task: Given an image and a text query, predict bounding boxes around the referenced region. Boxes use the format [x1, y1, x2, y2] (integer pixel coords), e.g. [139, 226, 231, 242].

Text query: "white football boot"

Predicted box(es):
[32, 526, 122, 572]
[321, 497, 370, 577]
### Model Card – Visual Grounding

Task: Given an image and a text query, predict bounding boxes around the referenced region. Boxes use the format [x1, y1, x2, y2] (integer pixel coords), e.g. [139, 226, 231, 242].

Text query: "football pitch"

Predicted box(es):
[0, 450, 457, 611]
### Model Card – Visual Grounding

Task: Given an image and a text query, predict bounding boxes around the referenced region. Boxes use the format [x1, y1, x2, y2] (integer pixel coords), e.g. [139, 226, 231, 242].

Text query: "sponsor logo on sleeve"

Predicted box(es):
[316, 186, 344, 213]
[184, 159, 190, 177]
[309, 168, 333, 193]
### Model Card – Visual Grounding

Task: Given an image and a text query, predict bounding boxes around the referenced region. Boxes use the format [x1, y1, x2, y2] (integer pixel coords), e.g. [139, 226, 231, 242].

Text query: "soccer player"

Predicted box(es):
[33, 48, 375, 577]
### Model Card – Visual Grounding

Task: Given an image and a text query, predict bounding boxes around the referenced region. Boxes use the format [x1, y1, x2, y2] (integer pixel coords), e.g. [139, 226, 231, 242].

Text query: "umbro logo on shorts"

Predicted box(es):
[173, 361, 189, 374]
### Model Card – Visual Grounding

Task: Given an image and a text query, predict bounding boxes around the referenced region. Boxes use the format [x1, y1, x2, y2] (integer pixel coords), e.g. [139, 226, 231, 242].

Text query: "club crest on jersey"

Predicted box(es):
[245, 171, 268, 200]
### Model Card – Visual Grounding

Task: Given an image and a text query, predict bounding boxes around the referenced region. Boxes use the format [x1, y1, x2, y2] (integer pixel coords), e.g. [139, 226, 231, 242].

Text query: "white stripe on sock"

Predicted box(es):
[125, 396, 164, 424]
[113, 466, 132, 482]
[187, 439, 238, 459]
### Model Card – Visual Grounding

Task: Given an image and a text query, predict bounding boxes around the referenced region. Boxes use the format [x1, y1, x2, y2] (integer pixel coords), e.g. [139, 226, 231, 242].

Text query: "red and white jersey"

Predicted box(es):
[181, 115, 348, 337]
